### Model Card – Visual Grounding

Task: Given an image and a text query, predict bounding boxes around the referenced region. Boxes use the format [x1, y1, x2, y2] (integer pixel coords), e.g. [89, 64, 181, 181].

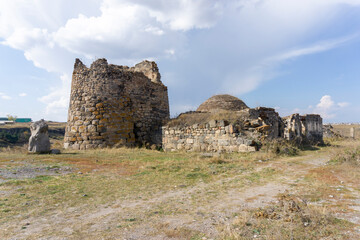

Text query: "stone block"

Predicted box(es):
[89, 136, 104, 140]
[247, 146, 256, 152]
[75, 120, 83, 126]
[209, 120, 217, 128]
[238, 144, 248, 152]
[218, 139, 229, 146]
[177, 143, 184, 150]
[229, 124, 234, 134]
[99, 118, 108, 124]
[244, 139, 254, 146]
[72, 143, 80, 150]
[87, 125, 97, 133]
[78, 125, 86, 133]
[218, 120, 225, 127]
[71, 126, 78, 133]
[96, 103, 104, 108]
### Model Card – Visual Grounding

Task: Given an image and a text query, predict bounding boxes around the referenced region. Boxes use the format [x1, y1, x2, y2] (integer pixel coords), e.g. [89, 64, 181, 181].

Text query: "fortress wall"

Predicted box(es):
[162, 120, 257, 153]
[64, 58, 169, 150]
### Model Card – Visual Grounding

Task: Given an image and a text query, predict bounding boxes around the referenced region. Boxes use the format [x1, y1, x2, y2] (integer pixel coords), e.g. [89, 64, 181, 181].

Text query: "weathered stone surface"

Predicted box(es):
[301, 114, 323, 144]
[350, 127, 356, 139]
[162, 94, 323, 153]
[162, 120, 258, 153]
[197, 94, 249, 113]
[282, 114, 323, 144]
[133, 60, 161, 83]
[28, 119, 50, 153]
[283, 114, 302, 140]
[64, 58, 169, 150]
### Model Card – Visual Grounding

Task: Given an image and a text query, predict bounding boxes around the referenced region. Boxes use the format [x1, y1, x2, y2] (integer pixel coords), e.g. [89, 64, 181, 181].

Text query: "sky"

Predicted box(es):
[0, 0, 359, 123]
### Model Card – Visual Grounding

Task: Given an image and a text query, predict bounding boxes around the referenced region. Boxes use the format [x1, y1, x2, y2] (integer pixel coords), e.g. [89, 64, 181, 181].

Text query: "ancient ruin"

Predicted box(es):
[64, 59, 169, 150]
[162, 95, 323, 152]
[64, 57, 322, 152]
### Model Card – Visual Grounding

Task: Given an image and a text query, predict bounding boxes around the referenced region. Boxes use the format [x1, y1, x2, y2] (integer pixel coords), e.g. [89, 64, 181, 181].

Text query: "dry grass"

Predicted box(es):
[221, 193, 352, 240]
[167, 110, 250, 127]
[0, 148, 268, 226]
[0, 140, 359, 239]
[331, 124, 360, 139]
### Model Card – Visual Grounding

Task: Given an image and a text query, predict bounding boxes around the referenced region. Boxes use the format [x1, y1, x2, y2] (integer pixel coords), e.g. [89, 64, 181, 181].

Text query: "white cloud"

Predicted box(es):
[0, 92, 12, 100]
[1, 95, 12, 100]
[19, 93, 27, 97]
[287, 95, 350, 120]
[338, 102, 350, 108]
[38, 74, 71, 119]
[268, 36, 356, 63]
[317, 95, 335, 110]
[0, 0, 359, 120]
[313, 95, 349, 119]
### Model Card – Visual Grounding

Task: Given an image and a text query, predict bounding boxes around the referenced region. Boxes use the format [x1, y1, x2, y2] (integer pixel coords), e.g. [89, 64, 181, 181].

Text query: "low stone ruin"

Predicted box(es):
[283, 114, 323, 143]
[323, 124, 341, 138]
[162, 94, 323, 152]
[28, 119, 50, 153]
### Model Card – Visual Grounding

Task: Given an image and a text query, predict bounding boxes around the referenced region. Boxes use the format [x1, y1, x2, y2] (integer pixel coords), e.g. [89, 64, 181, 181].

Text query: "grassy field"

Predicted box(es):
[0, 138, 359, 239]
[331, 124, 360, 139]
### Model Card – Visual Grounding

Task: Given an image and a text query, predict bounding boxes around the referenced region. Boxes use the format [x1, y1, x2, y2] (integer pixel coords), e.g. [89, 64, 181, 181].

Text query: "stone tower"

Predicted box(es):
[64, 58, 169, 150]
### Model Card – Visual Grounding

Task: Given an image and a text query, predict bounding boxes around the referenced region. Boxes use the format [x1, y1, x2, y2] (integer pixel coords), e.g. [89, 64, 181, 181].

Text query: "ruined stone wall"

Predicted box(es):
[163, 108, 323, 153]
[301, 114, 323, 143]
[248, 107, 283, 139]
[64, 58, 169, 150]
[283, 114, 323, 143]
[162, 120, 257, 153]
[283, 114, 302, 141]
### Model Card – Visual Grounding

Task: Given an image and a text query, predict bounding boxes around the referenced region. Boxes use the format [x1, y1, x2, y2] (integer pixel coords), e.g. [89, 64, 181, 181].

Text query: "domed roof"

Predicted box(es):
[197, 94, 249, 113]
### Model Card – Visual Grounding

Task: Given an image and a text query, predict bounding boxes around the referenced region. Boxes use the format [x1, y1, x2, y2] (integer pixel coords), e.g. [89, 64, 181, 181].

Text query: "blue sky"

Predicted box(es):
[0, 0, 359, 123]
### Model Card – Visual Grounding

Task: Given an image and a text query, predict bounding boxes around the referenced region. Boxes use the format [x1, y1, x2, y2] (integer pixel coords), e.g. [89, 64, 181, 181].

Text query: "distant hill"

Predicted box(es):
[0, 122, 66, 147]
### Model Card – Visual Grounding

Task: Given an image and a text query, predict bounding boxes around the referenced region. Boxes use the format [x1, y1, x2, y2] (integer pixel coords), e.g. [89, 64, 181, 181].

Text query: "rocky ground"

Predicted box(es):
[0, 139, 359, 239]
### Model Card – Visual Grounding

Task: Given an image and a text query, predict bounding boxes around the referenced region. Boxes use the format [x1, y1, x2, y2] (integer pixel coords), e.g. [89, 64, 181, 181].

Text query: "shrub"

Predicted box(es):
[329, 146, 360, 166]
[262, 139, 299, 156]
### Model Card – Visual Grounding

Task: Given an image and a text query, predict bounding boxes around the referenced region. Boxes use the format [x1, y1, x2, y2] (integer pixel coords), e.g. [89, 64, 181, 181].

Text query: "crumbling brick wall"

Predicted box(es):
[64, 58, 169, 150]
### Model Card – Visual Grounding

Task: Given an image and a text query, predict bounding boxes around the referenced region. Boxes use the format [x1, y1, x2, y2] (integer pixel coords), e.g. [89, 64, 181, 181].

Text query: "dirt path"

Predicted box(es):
[2, 150, 360, 239]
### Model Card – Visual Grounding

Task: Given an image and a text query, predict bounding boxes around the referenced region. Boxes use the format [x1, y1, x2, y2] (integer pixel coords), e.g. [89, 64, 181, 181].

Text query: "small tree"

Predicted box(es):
[6, 114, 17, 121]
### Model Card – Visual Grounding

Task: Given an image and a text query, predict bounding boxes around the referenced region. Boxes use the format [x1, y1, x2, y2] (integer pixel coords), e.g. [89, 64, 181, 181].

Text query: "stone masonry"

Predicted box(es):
[64, 58, 169, 150]
[283, 113, 323, 143]
[162, 95, 323, 153]
[162, 120, 257, 153]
